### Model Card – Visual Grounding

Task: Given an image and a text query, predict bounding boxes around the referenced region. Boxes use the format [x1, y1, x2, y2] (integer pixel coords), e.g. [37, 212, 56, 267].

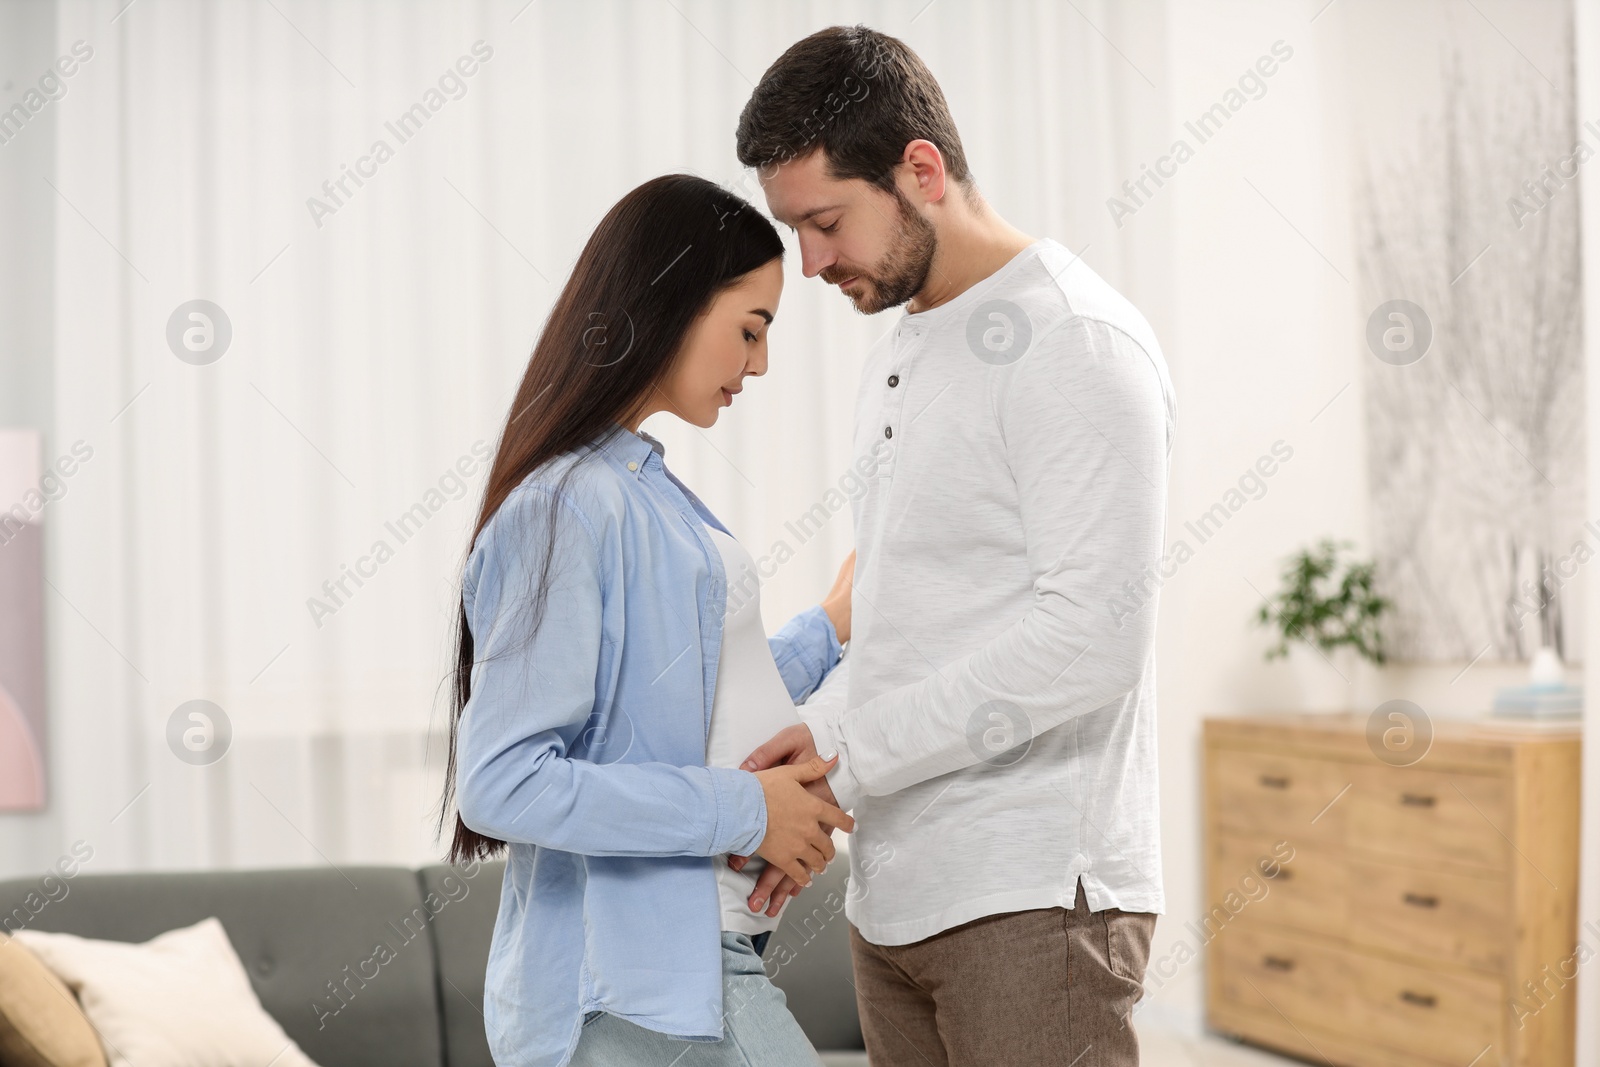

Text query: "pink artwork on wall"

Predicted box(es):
[0, 429, 47, 810]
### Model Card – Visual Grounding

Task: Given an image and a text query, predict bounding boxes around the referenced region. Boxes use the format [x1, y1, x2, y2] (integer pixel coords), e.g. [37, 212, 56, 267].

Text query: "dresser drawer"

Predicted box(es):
[1211, 835, 1344, 939]
[1209, 747, 1349, 840]
[1348, 767, 1511, 870]
[1348, 858, 1507, 972]
[1345, 949, 1505, 1066]
[1213, 924, 1350, 1031]
[1204, 716, 1579, 1067]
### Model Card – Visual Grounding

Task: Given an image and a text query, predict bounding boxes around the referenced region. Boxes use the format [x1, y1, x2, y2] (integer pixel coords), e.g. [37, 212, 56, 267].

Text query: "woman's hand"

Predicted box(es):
[753, 754, 854, 888]
[736, 769, 841, 915]
[820, 550, 856, 645]
[750, 869, 804, 917]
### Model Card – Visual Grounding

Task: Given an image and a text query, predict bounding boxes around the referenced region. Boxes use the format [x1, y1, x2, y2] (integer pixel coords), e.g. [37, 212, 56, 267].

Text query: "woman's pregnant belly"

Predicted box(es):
[703, 533, 817, 934]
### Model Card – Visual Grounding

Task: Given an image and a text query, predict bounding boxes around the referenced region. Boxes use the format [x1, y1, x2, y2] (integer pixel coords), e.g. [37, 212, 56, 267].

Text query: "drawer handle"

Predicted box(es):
[1400, 793, 1436, 807]
[1402, 892, 1439, 909]
[1262, 955, 1295, 972]
[1258, 775, 1291, 790]
[1400, 990, 1437, 1008]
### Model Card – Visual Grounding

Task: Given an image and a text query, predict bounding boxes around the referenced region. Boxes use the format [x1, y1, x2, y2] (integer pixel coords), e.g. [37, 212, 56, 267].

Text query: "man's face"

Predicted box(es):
[759, 149, 936, 315]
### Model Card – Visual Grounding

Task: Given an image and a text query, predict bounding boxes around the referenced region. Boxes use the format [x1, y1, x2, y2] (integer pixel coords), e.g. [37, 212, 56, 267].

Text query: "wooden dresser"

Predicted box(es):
[1203, 713, 1581, 1067]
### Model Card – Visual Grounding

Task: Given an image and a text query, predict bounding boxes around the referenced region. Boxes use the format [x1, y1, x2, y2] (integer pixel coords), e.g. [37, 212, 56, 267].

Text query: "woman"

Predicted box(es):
[437, 174, 854, 1067]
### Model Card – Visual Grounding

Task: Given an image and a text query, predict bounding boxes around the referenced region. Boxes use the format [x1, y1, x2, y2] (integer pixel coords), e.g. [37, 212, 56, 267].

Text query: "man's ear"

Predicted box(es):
[901, 139, 948, 205]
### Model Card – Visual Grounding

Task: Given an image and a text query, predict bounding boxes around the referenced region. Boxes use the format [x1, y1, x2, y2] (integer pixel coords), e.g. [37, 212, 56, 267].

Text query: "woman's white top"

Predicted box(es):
[704, 526, 807, 934]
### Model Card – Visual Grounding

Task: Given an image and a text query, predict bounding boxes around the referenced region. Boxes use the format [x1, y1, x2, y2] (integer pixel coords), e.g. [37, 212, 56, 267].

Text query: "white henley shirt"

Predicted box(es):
[799, 237, 1176, 946]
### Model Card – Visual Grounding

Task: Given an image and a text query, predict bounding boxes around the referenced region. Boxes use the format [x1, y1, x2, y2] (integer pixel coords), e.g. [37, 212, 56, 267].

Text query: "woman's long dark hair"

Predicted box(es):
[436, 174, 785, 865]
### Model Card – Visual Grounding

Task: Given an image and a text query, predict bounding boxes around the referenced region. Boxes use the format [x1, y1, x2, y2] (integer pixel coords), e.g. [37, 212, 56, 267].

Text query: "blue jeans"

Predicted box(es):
[569, 931, 821, 1066]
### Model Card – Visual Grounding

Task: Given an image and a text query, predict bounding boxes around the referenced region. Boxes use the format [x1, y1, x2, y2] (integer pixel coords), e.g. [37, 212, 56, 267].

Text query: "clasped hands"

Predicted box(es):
[738, 722, 851, 917]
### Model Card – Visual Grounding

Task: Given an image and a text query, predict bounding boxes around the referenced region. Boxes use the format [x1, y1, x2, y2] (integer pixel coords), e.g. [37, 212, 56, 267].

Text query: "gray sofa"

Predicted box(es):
[0, 858, 869, 1066]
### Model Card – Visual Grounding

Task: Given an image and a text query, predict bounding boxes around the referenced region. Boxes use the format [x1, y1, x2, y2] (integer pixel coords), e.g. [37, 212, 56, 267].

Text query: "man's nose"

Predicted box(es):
[798, 234, 834, 279]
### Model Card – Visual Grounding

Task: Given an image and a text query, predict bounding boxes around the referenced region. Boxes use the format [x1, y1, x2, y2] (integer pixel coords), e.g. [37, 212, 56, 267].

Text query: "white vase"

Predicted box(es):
[1529, 645, 1564, 688]
[1288, 642, 1363, 712]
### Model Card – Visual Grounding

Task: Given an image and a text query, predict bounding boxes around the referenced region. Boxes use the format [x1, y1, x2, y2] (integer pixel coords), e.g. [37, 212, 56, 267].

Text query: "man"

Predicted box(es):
[728, 24, 1176, 1067]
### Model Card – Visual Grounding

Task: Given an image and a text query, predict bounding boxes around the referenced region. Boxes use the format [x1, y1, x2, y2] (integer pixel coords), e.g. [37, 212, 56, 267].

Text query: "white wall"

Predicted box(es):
[1133, 0, 1369, 1030]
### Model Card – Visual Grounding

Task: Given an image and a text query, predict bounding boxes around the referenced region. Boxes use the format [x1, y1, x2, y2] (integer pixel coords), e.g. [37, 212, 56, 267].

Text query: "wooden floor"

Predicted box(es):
[1143, 1028, 1307, 1066]
[818, 1028, 1307, 1066]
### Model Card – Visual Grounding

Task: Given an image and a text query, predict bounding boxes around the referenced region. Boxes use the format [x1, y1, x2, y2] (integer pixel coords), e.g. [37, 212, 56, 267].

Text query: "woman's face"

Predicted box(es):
[651, 259, 783, 429]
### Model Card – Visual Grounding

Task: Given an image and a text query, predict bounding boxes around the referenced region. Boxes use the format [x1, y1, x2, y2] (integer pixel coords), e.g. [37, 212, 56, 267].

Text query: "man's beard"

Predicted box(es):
[823, 189, 936, 315]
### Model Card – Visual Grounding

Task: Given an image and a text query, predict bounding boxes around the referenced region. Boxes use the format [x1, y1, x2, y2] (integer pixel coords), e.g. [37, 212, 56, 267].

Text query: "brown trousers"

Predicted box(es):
[848, 880, 1155, 1067]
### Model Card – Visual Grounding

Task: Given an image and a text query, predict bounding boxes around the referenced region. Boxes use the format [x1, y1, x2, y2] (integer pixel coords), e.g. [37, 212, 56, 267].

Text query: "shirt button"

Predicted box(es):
[627, 461, 638, 471]
[887, 374, 899, 387]
[884, 426, 893, 439]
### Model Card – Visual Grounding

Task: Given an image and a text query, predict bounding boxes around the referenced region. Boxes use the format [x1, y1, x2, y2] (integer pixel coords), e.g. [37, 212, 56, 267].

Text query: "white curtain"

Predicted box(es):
[20, 0, 1164, 875]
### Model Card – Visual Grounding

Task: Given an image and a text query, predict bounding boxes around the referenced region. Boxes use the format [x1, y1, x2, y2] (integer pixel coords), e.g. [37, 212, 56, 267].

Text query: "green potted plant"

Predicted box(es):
[1255, 538, 1391, 667]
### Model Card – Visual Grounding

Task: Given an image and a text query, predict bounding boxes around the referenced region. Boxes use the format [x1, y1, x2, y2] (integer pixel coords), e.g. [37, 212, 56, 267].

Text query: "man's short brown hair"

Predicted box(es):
[735, 25, 972, 195]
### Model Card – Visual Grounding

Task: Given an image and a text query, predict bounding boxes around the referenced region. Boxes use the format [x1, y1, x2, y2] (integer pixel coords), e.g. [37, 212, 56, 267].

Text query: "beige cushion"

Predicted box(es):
[13, 918, 321, 1067]
[0, 933, 107, 1067]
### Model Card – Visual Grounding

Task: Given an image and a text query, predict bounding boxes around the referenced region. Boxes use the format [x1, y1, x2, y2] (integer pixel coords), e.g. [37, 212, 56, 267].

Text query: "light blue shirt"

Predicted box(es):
[455, 421, 842, 1067]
